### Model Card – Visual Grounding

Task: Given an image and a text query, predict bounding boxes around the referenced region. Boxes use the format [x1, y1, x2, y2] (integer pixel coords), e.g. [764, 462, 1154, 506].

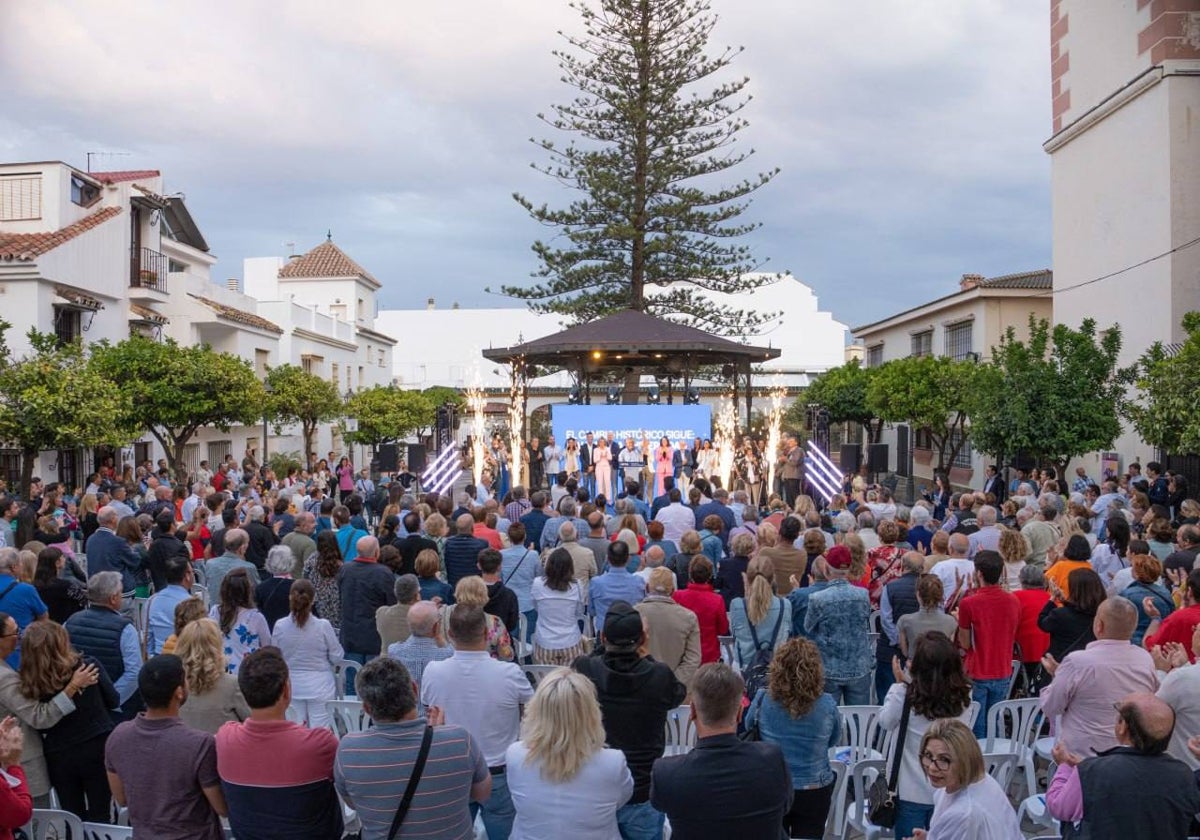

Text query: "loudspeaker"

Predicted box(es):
[377, 444, 398, 472]
[839, 444, 862, 474]
[868, 443, 889, 473]
[407, 444, 427, 474]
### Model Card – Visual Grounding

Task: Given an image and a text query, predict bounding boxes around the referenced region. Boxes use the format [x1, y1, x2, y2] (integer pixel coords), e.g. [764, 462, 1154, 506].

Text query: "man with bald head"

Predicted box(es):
[1040, 597, 1158, 756]
[442, 513, 489, 587]
[928, 533, 975, 609]
[386, 601, 451, 702]
[85, 505, 144, 601]
[1048, 692, 1200, 837]
[338, 535, 396, 676]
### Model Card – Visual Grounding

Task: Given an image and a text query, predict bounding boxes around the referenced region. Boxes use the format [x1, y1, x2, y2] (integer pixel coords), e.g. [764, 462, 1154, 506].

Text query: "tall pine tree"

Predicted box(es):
[500, 0, 780, 335]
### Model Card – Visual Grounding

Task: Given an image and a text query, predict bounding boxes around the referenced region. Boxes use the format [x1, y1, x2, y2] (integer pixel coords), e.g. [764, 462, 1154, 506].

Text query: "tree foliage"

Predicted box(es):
[0, 325, 136, 494]
[791, 359, 883, 443]
[91, 336, 264, 481]
[499, 0, 780, 335]
[344, 386, 435, 450]
[265, 364, 344, 470]
[969, 317, 1125, 474]
[867, 356, 979, 473]
[1122, 311, 1200, 455]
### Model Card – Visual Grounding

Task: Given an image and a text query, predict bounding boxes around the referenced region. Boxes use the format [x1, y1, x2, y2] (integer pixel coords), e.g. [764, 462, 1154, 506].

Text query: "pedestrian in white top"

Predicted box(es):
[654, 489, 695, 545]
[913, 719, 1023, 839]
[507, 668, 632, 839]
[529, 548, 585, 664]
[422, 605, 534, 840]
[271, 579, 343, 729]
[929, 534, 976, 608]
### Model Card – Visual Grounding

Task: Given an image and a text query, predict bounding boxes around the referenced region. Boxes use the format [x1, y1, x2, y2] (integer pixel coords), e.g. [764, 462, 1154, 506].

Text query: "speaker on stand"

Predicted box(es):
[839, 444, 862, 475]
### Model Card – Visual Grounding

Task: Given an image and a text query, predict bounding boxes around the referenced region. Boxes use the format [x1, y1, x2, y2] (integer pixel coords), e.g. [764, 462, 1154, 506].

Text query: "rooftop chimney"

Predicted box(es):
[426, 297, 435, 310]
[452, 302, 460, 310]
[226, 278, 240, 292]
[960, 273, 984, 291]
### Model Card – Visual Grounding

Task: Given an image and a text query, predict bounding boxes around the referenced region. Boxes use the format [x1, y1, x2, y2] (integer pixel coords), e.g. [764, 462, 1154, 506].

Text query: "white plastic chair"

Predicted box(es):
[837, 705, 883, 755]
[718, 634, 736, 666]
[26, 809, 85, 840]
[663, 704, 696, 757]
[522, 664, 557, 688]
[980, 697, 1044, 796]
[84, 823, 134, 840]
[1006, 658, 1022, 698]
[839, 757, 889, 840]
[1016, 792, 1060, 836]
[516, 613, 532, 663]
[983, 751, 1020, 791]
[326, 699, 372, 738]
[333, 659, 361, 700]
[132, 597, 151, 644]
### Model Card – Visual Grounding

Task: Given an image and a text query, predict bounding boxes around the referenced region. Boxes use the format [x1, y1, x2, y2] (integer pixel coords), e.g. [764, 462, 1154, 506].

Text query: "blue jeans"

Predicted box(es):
[894, 799, 934, 839]
[470, 770, 515, 839]
[971, 677, 1010, 738]
[823, 673, 871, 706]
[523, 609, 538, 644]
[617, 800, 664, 840]
[874, 660, 895, 705]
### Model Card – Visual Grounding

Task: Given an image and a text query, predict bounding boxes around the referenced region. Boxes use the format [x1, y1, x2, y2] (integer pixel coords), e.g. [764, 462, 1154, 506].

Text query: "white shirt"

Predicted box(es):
[421, 651, 534, 767]
[866, 502, 897, 522]
[929, 558, 977, 608]
[1158, 663, 1200, 770]
[530, 578, 583, 649]
[878, 683, 973, 805]
[507, 742, 632, 840]
[655, 503, 695, 545]
[272, 614, 344, 674]
[928, 774, 1023, 839]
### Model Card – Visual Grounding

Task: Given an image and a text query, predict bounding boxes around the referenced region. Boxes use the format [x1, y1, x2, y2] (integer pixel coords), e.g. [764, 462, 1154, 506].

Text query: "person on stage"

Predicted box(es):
[655, 438, 675, 499]
[594, 438, 613, 502]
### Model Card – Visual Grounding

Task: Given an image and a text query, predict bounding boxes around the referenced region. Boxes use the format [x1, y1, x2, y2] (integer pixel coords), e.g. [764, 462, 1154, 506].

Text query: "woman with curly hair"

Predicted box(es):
[439, 575, 514, 662]
[175, 618, 251, 734]
[207, 568, 271, 675]
[997, 527, 1030, 591]
[843, 532, 869, 590]
[743, 638, 839, 839]
[877, 630, 975, 838]
[302, 530, 344, 631]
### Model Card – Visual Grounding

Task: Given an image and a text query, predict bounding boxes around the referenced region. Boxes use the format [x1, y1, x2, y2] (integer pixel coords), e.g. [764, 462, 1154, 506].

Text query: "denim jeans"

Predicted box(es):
[874, 660, 895, 706]
[894, 799, 934, 839]
[971, 677, 1011, 738]
[617, 800, 664, 840]
[523, 609, 538, 644]
[470, 770, 515, 839]
[823, 673, 871, 706]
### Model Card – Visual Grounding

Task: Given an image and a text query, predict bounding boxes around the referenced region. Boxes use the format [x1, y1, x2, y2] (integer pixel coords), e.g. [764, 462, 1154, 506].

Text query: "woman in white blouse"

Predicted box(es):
[530, 548, 585, 665]
[271, 579, 344, 728]
[507, 668, 633, 839]
[208, 568, 271, 676]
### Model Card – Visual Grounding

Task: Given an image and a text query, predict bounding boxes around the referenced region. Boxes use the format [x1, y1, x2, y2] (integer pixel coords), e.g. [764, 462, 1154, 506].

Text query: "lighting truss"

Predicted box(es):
[421, 446, 463, 497]
[804, 440, 842, 504]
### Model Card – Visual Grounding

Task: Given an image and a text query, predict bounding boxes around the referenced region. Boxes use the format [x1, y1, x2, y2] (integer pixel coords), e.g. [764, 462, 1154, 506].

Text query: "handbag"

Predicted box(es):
[867, 693, 911, 828]
[387, 725, 434, 840]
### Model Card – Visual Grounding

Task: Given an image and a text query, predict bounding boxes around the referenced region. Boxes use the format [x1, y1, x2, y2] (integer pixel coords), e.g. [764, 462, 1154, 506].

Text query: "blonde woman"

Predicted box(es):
[729, 556, 790, 667]
[997, 528, 1030, 591]
[913, 718, 1023, 838]
[423, 512, 448, 561]
[755, 521, 779, 550]
[506, 668, 633, 839]
[175, 618, 251, 734]
[439, 576, 514, 661]
[843, 532, 869, 588]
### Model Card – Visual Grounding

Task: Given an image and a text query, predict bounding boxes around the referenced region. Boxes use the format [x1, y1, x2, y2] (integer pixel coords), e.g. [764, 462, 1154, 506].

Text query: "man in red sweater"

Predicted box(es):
[672, 556, 729, 663]
[1144, 569, 1200, 661]
[957, 550, 1020, 737]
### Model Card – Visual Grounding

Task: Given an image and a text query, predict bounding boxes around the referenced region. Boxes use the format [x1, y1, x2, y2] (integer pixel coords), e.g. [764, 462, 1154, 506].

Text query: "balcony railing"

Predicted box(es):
[130, 247, 168, 293]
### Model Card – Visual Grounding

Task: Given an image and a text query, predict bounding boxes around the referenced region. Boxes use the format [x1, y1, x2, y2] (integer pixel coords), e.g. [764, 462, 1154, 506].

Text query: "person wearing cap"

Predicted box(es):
[574, 601, 686, 840]
[804, 543, 873, 705]
[635, 568, 701, 689]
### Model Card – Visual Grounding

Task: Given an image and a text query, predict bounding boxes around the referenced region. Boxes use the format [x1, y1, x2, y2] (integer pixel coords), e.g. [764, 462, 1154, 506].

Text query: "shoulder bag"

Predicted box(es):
[503, 549, 535, 587]
[387, 725, 434, 840]
[867, 692, 911, 828]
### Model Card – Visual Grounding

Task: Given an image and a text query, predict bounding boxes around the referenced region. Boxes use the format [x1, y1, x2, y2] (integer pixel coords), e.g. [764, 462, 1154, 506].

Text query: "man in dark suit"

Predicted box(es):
[693, 488, 737, 551]
[580, 433, 594, 498]
[441, 513, 490, 587]
[85, 506, 144, 603]
[650, 662, 792, 839]
[981, 464, 1005, 502]
[651, 477, 675, 521]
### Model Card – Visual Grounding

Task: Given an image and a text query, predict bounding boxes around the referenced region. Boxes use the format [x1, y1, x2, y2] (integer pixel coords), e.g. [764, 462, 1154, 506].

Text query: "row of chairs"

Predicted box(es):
[25, 809, 134, 840]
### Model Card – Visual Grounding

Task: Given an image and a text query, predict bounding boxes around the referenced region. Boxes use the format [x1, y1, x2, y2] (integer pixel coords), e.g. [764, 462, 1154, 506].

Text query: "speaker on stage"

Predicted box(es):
[407, 444, 427, 474]
[377, 444, 398, 473]
[839, 444, 861, 474]
[868, 443, 889, 473]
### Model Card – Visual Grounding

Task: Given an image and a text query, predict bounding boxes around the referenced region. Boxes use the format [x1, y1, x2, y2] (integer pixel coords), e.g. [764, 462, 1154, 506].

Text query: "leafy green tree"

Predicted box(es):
[1123, 312, 1200, 455]
[344, 386, 435, 453]
[265, 364, 343, 470]
[0, 325, 137, 494]
[91, 336, 265, 482]
[970, 317, 1125, 476]
[866, 356, 979, 474]
[498, 0, 780, 334]
[789, 359, 883, 443]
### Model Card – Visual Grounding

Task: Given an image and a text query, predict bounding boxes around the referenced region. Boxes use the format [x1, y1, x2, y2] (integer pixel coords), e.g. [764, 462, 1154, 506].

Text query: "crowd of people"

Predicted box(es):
[0, 446, 1195, 839]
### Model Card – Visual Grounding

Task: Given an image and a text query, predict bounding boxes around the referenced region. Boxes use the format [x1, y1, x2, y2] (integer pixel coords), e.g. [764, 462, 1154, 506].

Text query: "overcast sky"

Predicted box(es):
[1, 0, 1051, 330]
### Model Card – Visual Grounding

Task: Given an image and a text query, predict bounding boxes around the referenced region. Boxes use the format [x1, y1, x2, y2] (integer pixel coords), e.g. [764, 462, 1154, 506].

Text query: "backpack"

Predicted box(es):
[741, 598, 785, 701]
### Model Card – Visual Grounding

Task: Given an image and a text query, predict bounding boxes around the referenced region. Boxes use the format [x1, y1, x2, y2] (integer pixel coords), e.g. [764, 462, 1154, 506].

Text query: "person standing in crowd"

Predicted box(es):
[1047, 693, 1200, 838]
[17, 622, 116, 822]
[145, 510, 191, 593]
[272, 581, 343, 730]
[1010, 565, 1051, 688]
[530, 548, 586, 666]
[479, 549, 520, 638]
[590, 541, 646, 632]
[443, 514, 490, 587]
[636, 568, 702, 690]
[336, 657, 491, 840]
[145, 556, 194, 657]
[216, 648, 342, 839]
[876, 551, 923, 701]
[0, 714, 31, 838]
[387, 601, 452, 704]
[422, 606, 534, 839]
[804, 545, 872, 705]
[757, 516, 805, 595]
[375, 574, 420, 651]
[912, 718, 1023, 838]
[743, 638, 839, 840]
[651, 662, 793, 838]
[303, 531, 344, 633]
[81, 506, 142, 605]
[956, 550, 1020, 737]
[0, 549, 47, 669]
[507, 668, 633, 838]
[204, 529, 258, 605]
[338, 535, 396, 671]
[895, 575, 958, 660]
[500, 523, 539, 642]
[104, 655, 228, 840]
[281, 512, 317, 579]
[175, 619, 251, 734]
[672, 556, 728, 665]
[1038, 567, 1104, 670]
[208, 569, 271, 676]
[729, 556, 790, 668]
[878, 632, 975, 838]
[254, 546, 296, 633]
[575, 601, 686, 839]
[1142, 568, 1200, 659]
[65, 571, 143, 722]
[1119, 553, 1174, 646]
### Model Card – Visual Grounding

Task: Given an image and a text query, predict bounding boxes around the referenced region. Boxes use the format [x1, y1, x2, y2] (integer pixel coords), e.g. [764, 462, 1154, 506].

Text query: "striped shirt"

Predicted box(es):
[335, 720, 487, 840]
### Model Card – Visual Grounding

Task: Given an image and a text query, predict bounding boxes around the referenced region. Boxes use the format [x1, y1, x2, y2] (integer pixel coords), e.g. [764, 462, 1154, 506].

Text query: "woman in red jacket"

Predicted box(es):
[1012, 565, 1051, 693]
[0, 715, 32, 840]
[671, 555, 729, 663]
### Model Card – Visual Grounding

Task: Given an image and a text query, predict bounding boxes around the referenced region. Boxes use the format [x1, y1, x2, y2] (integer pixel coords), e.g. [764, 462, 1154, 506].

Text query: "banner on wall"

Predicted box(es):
[550, 405, 712, 446]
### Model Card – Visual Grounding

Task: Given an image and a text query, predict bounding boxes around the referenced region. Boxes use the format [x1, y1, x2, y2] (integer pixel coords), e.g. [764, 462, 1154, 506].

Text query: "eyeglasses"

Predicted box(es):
[919, 751, 953, 771]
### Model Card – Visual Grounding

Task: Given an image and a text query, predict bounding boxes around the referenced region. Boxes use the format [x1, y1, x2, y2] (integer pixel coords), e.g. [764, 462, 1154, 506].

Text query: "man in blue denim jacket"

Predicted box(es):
[803, 544, 872, 704]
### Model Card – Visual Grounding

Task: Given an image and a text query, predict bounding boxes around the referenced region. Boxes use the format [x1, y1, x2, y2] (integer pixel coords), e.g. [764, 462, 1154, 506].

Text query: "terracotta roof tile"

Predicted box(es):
[87, 170, 161, 184]
[0, 206, 124, 262]
[55, 286, 104, 310]
[978, 269, 1052, 290]
[188, 294, 283, 334]
[129, 303, 168, 324]
[279, 240, 380, 287]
